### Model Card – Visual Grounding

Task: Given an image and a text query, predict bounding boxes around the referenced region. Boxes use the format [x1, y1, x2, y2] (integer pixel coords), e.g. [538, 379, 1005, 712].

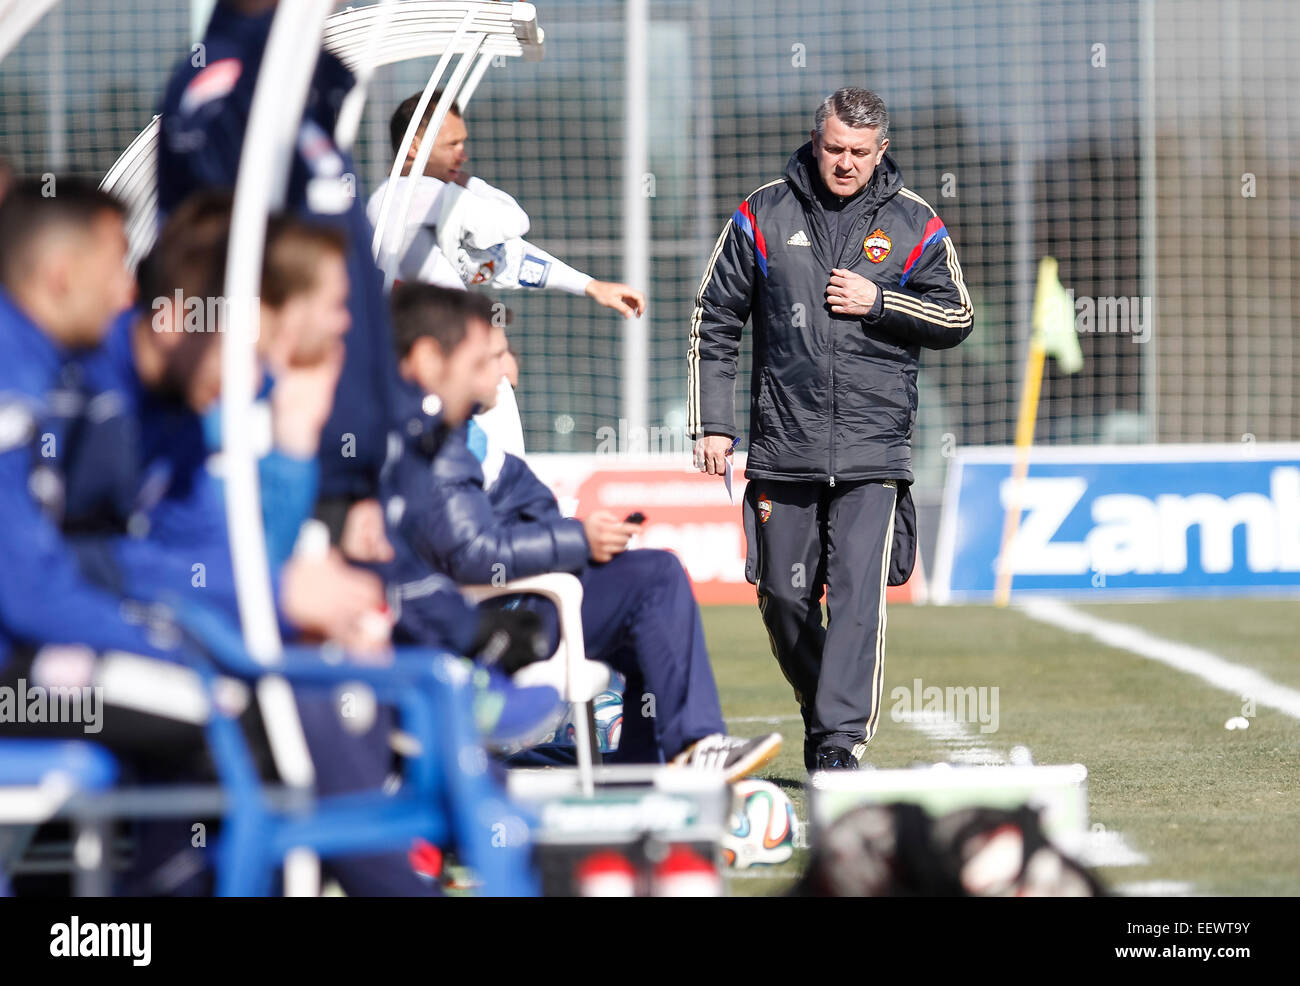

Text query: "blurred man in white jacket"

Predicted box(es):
[367, 91, 647, 457]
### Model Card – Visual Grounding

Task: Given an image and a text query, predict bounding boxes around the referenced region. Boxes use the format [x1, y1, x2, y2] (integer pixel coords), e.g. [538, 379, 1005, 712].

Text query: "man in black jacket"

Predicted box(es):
[689, 87, 974, 771]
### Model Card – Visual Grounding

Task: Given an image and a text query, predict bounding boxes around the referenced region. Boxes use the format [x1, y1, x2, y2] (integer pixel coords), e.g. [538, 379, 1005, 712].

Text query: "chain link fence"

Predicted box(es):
[2, 0, 1296, 488]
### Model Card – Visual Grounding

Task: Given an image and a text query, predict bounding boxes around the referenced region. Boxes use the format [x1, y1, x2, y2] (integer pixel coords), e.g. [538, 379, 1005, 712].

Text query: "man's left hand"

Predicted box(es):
[826, 268, 879, 316]
[586, 280, 647, 318]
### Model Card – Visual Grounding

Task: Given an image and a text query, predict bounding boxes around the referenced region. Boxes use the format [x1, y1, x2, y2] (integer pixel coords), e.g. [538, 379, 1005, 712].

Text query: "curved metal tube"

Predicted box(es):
[373, 34, 486, 289]
[332, 0, 399, 153]
[367, 9, 474, 268]
[0, 0, 61, 65]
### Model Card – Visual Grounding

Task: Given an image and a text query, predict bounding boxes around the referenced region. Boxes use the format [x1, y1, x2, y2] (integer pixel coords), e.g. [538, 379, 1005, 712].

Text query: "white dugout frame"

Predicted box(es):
[0, 0, 546, 893]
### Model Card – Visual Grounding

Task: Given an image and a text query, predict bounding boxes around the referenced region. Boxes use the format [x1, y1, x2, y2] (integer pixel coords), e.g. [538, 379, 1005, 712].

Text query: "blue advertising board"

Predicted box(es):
[933, 444, 1300, 602]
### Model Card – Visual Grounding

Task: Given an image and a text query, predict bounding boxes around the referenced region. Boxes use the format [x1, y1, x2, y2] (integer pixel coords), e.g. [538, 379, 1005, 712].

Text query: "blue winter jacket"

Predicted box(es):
[383, 406, 590, 587]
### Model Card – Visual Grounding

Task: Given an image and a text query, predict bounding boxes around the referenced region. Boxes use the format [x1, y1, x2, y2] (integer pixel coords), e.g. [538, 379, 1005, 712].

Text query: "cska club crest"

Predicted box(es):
[757, 494, 772, 525]
[863, 228, 892, 263]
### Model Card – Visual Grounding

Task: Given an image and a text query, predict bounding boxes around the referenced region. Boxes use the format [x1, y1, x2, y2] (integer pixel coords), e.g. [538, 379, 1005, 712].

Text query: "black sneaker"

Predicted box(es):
[670, 732, 782, 783]
[803, 736, 817, 772]
[814, 745, 860, 771]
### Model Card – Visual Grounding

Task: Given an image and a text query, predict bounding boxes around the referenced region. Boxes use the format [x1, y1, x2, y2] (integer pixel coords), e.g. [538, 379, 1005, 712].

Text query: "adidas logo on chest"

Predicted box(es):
[785, 229, 810, 247]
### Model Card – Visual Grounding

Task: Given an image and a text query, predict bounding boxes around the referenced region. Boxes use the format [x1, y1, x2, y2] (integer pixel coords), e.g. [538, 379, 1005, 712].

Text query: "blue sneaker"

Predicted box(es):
[472, 666, 568, 755]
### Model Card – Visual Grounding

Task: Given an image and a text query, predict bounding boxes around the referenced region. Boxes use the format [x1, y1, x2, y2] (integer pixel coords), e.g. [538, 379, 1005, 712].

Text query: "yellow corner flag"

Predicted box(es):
[1033, 256, 1083, 374]
[993, 256, 1081, 607]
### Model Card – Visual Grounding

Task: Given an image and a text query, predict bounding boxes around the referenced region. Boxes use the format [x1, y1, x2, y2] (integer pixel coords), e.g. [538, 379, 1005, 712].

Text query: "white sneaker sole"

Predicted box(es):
[723, 733, 783, 783]
[669, 733, 784, 782]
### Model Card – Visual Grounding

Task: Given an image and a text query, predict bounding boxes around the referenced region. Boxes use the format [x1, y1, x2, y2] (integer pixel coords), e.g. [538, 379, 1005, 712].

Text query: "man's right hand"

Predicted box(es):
[339, 497, 395, 564]
[693, 433, 734, 476]
[582, 510, 639, 563]
[585, 280, 647, 319]
[270, 338, 346, 459]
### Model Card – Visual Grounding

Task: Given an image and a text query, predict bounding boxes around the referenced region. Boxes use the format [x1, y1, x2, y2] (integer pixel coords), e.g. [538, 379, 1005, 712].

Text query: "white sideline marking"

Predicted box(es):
[1079, 828, 1149, 868]
[724, 707, 1156, 880]
[1013, 594, 1300, 895]
[1020, 597, 1300, 721]
[897, 708, 1006, 765]
[898, 709, 1150, 870]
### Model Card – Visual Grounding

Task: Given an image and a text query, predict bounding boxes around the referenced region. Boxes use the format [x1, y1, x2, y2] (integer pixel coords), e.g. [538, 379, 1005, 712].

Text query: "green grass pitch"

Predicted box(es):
[704, 599, 1300, 897]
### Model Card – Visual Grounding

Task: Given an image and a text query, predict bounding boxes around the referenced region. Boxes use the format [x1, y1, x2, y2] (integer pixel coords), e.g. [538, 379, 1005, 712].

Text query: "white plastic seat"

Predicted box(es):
[461, 573, 608, 794]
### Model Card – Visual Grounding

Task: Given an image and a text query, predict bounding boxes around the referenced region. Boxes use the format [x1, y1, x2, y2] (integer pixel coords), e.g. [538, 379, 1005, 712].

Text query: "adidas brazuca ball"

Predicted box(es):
[558, 672, 626, 753]
[722, 779, 796, 869]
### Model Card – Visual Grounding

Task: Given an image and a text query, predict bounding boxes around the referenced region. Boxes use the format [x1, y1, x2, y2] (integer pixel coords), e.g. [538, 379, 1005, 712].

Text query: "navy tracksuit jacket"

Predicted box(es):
[0, 291, 179, 672]
[156, 2, 398, 502]
[381, 380, 483, 655]
[13, 307, 433, 895]
[382, 413, 727, 761]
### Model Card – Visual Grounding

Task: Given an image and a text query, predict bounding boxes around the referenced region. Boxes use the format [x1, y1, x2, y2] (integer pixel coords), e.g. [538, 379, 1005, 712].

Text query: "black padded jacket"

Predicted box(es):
[687, 141, 974, 487]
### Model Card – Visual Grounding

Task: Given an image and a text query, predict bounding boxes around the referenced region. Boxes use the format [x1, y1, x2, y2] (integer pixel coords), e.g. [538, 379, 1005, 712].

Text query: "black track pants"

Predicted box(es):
[743, 478, 898, 757]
